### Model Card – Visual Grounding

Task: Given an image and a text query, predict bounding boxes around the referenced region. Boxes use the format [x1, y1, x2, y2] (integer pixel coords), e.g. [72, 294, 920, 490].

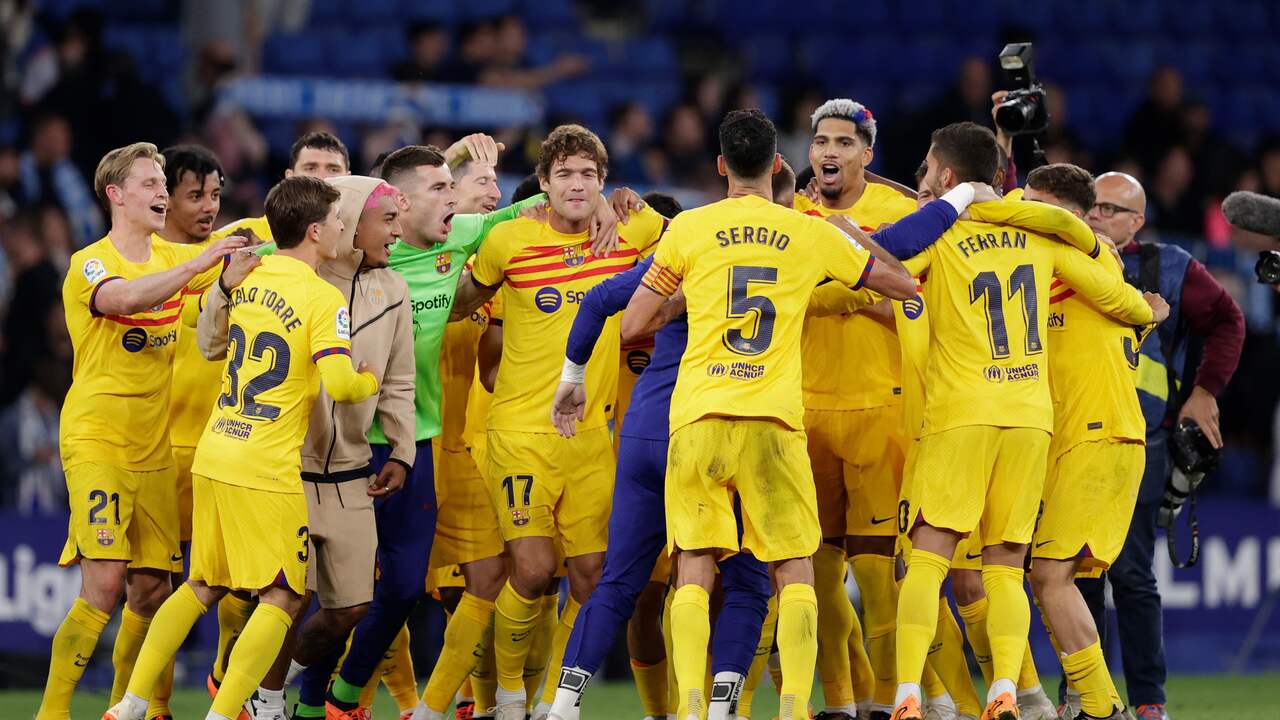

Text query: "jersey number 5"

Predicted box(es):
[723, 265, 777, 356]
[970, 264, 1043, 359]
[219, 323, 292, 420]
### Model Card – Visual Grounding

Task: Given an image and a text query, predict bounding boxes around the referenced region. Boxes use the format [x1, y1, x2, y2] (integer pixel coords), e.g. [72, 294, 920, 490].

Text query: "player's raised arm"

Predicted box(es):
[93, 234, 249, 316]
[1052, 243, 1166, 326]
[819, 217, 915, 300]
[968, 198, 1103, 258]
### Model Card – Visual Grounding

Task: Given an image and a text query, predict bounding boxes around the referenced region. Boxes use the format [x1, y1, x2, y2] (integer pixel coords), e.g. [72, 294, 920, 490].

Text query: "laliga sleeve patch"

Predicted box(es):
[336, 306, 351, 339]
[83, 258, 107, 284]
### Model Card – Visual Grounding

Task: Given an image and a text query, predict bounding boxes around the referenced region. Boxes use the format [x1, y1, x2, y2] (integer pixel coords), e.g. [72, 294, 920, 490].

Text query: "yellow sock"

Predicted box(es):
[776, 584, 819, 720]
[895, 549, 950, 688]
[922, 663, 947, 702]
[631, 658, 668, 718]
[383, 624, 419, 711]
[144, 659, 175, 720]
[212, 603, 292, 719]
[956, 597, 994, 685]
[1062, 640, 1116, 717]
[126, 584, 208, 701]
[846, 590, 875, 706]
[212, 592, 256, 684]
[37, 597, 109, 720]
[539, 595, 580, 705]
[1018, 638, 1041, 691]
[523, 593, 560, 705]
[929, 597, 981, 717]
[460, 676, 474, 702]
[493, 580, 542, 693]
[110, 607, 152, 704]
[980, 565, 1030, 686]
[670, 585, 711, 718]
[812, 546, 856, 711]
[738, 595, 777, 720]
[471, 642, 497, 711]
[360, 661, 379, 710]
[662, 589, 679, 715]
[424, 592, 496, 711]
[850, 553, 899, 707]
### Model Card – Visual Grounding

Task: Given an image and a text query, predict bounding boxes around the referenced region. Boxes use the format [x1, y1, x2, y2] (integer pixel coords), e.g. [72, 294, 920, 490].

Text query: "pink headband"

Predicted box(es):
[364, 182, 400, 210]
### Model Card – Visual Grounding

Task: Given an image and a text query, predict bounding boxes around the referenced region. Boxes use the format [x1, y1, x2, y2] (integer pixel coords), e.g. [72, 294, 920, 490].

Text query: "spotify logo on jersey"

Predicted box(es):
[121, 327, 148, 353]
[902, 294, 924, 319]
[535, 287, 562, 313]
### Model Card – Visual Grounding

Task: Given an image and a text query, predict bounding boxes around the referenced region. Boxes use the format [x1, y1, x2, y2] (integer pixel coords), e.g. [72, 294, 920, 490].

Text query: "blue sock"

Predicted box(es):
[337, 593, 419, 688]
[711, 553, 771, 675]
[298, 640, 344, 710]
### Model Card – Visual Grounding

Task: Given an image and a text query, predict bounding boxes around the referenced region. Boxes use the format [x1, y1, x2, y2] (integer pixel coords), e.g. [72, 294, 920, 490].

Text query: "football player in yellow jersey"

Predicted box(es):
[35, 143, 249, 720]
[622, 109, 917, 720]
[794, 99, 918, 720]
[105, 176, 380, 720]
[447, 124, 667, 720]
[981, 165, 1148, 720]
[891, 123, 1167, 720]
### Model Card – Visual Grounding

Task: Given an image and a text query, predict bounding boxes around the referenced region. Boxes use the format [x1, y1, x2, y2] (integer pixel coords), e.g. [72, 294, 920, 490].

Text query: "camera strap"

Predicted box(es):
[1165, 484, 1200, 568]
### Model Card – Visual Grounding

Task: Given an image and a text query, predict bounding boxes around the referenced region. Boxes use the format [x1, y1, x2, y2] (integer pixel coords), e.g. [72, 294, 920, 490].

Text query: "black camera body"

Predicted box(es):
[995, 43, 1050, 136]
[1170, 418, 1219, 475]
[1255, 249, 1280, 284]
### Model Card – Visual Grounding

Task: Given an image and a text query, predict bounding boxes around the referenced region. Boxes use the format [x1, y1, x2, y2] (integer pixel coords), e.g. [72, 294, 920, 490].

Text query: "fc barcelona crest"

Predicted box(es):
[97, 528, 115, 547]
[563, 245, 586, 267]
[511, 509, 530, 526]
[435, 253, 452, 274]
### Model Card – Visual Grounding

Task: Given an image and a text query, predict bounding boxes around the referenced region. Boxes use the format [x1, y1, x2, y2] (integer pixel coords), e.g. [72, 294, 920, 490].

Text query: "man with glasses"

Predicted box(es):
[1077, 172, 1243, 720]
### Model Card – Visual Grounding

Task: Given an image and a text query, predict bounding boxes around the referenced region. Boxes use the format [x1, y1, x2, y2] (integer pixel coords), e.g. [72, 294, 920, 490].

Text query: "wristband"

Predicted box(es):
[940, 183, 977, 214]
[561, 357, 587, 384]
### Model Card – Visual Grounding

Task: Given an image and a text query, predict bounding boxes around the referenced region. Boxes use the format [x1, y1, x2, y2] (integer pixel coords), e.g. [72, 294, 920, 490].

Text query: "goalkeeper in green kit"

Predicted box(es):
[307, 135, 637, 720]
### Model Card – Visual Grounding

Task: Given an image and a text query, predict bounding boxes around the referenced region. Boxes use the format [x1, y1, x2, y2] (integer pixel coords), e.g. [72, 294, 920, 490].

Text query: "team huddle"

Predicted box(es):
[34, 98, 1170, 720]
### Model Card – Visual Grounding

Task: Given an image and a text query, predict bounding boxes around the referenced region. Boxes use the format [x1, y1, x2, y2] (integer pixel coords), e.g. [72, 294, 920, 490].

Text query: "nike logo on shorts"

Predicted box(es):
[965, 552, 982, 560]
[1034, 540, 1054, 548]
[870, 516, 894, 525]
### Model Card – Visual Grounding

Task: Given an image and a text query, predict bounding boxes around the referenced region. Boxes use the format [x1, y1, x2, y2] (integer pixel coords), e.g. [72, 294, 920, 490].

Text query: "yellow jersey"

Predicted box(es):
[439, 298, 492, 453]
[60, 235, 220, 470]
[644, 193, 874, 432]
[212, 215, 274, 242]
[168, 236, 225, 449]
[471, 206, 665, 433]
[795, 185, 916, 411]
[192, 254, 366, 493]
[462, 291, 501, 455]
[965, 199, 1147, 450]
[903, 214, 1154, 435]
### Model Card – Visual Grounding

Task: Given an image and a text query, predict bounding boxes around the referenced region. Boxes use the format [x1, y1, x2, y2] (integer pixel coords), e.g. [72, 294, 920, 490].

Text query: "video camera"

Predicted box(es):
[995, 43, 1049, 136]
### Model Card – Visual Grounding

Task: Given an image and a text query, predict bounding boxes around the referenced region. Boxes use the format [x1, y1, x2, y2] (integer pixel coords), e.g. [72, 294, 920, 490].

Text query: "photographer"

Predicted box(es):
[1078, 172, 1244, 720]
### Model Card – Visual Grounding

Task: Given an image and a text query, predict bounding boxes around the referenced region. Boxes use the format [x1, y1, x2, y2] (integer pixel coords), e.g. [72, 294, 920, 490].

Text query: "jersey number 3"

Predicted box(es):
[723, 265, 777, 356]
[219, 323, 292, 420]
[970, 264, 1042, 359]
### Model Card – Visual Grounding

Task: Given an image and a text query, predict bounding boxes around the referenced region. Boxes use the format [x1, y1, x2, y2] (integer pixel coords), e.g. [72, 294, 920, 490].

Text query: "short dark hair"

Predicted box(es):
[642, 191, 683, 218]
[511, 173, 543, 203]
[929, 122, 998, 184]
[719, 109, 776, 178]
[537, 124, 608, 180]
[265, 176, 340, 249]
[1026, 163, 1096, 215]
[794, 165, 814, 192]
[377, 145, 446, 186]
[772, 157, 796, 203]
[162, 144, 224, 195]
[289, 131, 350, 171]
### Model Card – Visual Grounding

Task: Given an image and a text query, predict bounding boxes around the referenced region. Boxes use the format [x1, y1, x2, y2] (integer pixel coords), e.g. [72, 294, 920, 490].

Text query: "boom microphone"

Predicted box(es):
[1222, 191, 1280, 238]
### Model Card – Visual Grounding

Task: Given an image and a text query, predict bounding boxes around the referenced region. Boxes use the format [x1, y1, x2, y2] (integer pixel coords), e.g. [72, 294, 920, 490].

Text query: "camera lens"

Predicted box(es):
[1256, 250, 1280, 284]
[996, 99, 1035, 133]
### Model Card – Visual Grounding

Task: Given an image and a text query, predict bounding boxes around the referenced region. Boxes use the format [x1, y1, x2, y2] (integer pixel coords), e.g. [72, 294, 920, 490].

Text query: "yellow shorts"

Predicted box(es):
[1035, 439, 1144, 578]
[665, 417, 819, 563]
[908, 426, 1050, 548]
[427, 564, 467, 595]
[172, 445, 196, 542]
[805, 406, 907, 540]
[484, 426, 614, 557]
[433, 440, 505, 569]
[59, 461, 181, 572]
[189, 474, 309, 594]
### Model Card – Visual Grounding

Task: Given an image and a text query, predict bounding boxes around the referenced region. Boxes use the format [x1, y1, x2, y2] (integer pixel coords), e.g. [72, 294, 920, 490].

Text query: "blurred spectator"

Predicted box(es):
[476, 16, 588, 91]
[608, 102, 655, 183]
[0, 144, 18, 218]
[1124, 66, 1186, 176]
[1258, 136, 1280, 199]
[0, 348, 68, 516]
[13, 113, 102, 247]
[885, 56, 994, 181]
[190, 40, 240, 126]
[437, 21, 497, 84]
[1147, 145, 1203, 239]
[1, 209, 61, 403]
[778, 87, 823, 171]
[659, 104, 714, 189]
[391, 23, 450, 82]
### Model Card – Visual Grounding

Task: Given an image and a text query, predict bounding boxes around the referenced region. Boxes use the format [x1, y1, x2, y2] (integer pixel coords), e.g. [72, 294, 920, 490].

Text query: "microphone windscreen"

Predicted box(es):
[1222, 191, 1280, 237]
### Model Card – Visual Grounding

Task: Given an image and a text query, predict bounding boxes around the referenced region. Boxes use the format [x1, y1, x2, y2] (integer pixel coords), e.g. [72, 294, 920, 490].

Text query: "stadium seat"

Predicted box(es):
[326, 29, 388, 79]
[742, 34, 793, 84]
[399, 0, 459, 25]
[1215, 0, 1272, 38]
[518, 0, 579, 31]
[263, 33, 327, 76]
[621, 38, 678, 76]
